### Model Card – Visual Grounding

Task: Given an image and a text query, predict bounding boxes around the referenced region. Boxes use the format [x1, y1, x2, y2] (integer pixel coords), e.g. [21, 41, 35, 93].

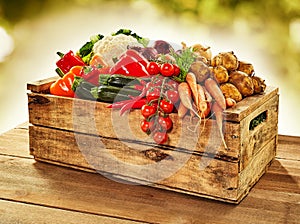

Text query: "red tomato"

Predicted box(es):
[140, 119, 154, 133]
[172, 64, 181, 76]
[160, 63, 174, 77]
[141, 104, 156, 118]
[166, 79, 179, 90]
[159, 99, 174, 114]
[146, 87, 161, 103]
[158, 116, 173, 131]
[165, 89, 179, 104]
[153, 131, 168, 144]
[146, 62, 160, 75]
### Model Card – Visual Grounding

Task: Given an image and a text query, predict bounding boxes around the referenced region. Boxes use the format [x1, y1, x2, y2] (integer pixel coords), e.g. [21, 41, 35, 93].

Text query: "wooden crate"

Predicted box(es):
[27, 77, 279, 203]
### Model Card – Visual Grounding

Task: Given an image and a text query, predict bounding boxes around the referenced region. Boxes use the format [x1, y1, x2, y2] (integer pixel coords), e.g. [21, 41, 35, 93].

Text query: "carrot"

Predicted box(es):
[186, 72, 199, 109]
[212, 102, 228, 149]
[178, 82, 201, 119]
[200, 102, 211, 118]
[197, 84, 207, 113]
[204, 78, 226, 110]
[225, 97, 237, 108]
[178, 101, 188, 119]
[203, 86, 213, 103]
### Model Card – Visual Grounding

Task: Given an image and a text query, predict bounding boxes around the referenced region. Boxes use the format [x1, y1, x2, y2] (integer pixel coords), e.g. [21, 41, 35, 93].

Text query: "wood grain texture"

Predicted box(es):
[0, 124, 299, 224]
[26, 80, 279, 203]
[0, 200, 141, 224]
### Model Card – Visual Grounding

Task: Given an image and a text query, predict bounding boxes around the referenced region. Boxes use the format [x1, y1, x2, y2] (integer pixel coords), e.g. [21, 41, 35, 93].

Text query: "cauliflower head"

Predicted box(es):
[92, 34, 143, 66]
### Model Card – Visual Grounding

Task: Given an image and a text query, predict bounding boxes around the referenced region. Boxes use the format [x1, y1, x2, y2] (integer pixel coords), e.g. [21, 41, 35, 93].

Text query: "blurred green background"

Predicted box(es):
[0, 0, 300, 136]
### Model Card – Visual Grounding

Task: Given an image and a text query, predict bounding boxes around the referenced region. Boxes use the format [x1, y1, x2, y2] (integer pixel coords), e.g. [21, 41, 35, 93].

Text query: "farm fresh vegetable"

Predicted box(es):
[56, 51, 85, 74]
[49, 29, 268, 146]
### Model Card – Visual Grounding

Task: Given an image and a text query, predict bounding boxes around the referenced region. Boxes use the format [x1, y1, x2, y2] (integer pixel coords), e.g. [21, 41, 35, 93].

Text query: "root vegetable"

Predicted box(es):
[186, 72, 199, 108]
[211, 51, 239, 71]
[212, 102, 228, 149]
[225, 97, 237, 108]
[178, 82, 201, 119]
[237, 61, 254, 76]
[212, 65, 229, 84]
[204, 78, 226, 110]
[191, 43, 212, 61]
[252, 76, 266, 94]
[178, 101, 188, 119]
[220, 83, 243, 102]
[229, 71, 254, 97]
[189, 61, 211, 83]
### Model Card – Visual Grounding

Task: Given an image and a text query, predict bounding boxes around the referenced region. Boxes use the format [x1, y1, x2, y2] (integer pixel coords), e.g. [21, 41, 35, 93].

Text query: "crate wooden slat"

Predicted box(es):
[27, 77, 279, 203]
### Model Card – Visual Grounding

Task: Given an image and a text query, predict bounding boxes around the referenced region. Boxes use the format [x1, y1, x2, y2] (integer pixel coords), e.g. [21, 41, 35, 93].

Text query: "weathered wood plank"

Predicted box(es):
[224, 86, 279, 122]
[0, 200, 142, 224]
[29, 125, 240, 202]
[277, 135, 300, 161]
[27, 76, 57, 93]
[0, 154, 299, 224]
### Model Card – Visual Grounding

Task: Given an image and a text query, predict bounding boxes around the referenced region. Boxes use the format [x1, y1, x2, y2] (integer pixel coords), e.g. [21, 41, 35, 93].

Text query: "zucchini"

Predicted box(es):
[108, 74, 140, 87]
[95, 87, 131, 102]
[91, 85, 141, 103]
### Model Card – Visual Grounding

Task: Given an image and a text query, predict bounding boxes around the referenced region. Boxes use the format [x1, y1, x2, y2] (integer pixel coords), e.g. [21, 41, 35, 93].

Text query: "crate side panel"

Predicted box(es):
[224, 86, 278, 122]
[29, 125, 239, 201]
[239, 94, 279, 171]
[237, 136, 277, 199]
[28, 92, 241, 160]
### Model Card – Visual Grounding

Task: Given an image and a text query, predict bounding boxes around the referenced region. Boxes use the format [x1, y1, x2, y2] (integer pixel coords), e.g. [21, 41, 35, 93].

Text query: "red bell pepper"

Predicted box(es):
[56, 50, 86, 74]
[110, 50, 150, 77]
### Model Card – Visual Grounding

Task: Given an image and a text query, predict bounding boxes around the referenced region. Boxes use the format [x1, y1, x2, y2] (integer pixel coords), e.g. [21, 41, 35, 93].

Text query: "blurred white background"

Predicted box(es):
[0, 0, 300, 136]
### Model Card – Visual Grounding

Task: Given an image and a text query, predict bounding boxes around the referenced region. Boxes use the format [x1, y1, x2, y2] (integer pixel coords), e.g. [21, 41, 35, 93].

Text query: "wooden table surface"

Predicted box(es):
[0, 123, 299, 224]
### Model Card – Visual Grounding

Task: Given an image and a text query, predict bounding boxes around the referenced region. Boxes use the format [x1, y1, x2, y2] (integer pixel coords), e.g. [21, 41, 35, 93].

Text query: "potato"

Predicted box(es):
[252, 76, 266, 94]
[229, 71, 254, 97]
[220, 83, 243, 102]
[211, 51, 239, 71]
[189, 61, 211, 83]
[238, 61, 254, 76]
[192, 43, 212, 61]
[212, 65, 229, 84]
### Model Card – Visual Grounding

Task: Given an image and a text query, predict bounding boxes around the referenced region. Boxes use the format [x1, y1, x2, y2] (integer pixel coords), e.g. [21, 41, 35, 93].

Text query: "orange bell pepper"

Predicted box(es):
[50, 66, 83, 97]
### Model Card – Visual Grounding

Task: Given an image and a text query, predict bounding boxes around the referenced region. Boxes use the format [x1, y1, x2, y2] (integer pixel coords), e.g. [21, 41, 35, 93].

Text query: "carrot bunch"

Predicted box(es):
[177, 72, 236, 149]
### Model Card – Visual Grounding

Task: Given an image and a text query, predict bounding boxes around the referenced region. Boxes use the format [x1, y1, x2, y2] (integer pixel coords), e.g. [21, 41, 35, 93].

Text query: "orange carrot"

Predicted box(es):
[178, 82, 201, 119]
[197, 84, 207, 113]
[212, 102, 228, 149]
[186, 72, 199, 109]
[204, 78, 226, 110]
[225, 97, 237, 108]
[200, 102, 211, 118]
[178, 101, 188, 119]
[203, 86, 213, 103]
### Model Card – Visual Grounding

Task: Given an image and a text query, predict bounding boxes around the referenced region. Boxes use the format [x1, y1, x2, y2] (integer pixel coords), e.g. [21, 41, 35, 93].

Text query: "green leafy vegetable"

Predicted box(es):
[171, 47, 196, 82]
[77, 34, 104, 64]
[111, 29, 149, 47]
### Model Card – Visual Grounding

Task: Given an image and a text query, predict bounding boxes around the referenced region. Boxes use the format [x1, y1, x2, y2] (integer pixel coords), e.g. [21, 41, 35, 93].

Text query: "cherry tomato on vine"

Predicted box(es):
[160, 63, 174, 77]
[172, 64, 181, 76]
[165, 89, 179, 104]
[146, 87, 160, 102]
[159, 99, 174, 114]
[140, 119, 154, 133]
[166, 79, 179, 90]
[141, 104, 156, 118]
[158, 116, 173, 131]
[153, 131, 168, 144]
[146, 62, 160, 75]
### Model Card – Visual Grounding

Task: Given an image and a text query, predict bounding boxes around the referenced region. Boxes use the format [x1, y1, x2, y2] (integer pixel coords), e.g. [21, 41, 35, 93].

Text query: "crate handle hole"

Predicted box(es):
[249, 110, 268, 130]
